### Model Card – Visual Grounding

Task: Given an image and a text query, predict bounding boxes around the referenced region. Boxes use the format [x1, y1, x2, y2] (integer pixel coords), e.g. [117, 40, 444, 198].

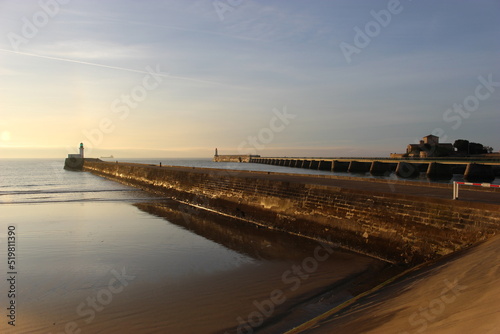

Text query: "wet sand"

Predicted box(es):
[0, 199, 390, 333]
[288, 235, 500, 334]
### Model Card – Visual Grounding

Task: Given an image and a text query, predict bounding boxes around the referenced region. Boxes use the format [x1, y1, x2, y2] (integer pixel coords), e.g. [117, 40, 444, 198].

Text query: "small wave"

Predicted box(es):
[0, 197, 165, 205]
[0, 189, 140, 196]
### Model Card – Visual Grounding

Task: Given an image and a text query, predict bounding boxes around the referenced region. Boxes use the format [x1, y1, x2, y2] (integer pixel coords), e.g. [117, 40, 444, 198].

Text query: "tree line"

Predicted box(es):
[453, 140, 494, 155]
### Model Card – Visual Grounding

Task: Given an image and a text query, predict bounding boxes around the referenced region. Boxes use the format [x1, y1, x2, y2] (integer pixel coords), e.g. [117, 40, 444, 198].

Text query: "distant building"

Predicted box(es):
[422, 134, 439, 145]
[391, 135, 455, 158]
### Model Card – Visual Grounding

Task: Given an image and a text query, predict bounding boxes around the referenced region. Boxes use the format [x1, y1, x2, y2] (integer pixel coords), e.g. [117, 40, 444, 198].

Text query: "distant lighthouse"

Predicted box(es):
[64, 143, 85, 170]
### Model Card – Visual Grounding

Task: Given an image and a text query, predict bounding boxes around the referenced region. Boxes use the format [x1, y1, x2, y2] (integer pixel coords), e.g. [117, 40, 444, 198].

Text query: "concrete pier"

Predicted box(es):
[213, 155, 259, 162]
[249, 157, 500, 180]
[64, 157, 84, 171]
[83, 160, 500, 265]
[64, 157, 101, 171]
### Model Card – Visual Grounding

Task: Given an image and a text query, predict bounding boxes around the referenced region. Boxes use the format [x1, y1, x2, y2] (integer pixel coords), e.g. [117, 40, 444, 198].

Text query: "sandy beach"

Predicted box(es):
[288, 234, 500, 333]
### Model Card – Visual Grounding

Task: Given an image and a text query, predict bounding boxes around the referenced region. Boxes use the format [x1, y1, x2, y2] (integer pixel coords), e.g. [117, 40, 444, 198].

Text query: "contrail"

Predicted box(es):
[0, 48, 228, 86]
[0, 48, 158, 76]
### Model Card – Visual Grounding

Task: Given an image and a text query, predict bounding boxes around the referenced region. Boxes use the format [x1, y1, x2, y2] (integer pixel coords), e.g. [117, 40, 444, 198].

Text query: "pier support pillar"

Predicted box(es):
[348, 161, 371, 173]
[396, 162, 420, 178]
[332, 160, 349, 173]
[318, 160, 333, 171]
[464, 163, 495, 182]
[369, 161, 396, 176]
[451, 164, 466, 174]
[426, 162, 453, 180]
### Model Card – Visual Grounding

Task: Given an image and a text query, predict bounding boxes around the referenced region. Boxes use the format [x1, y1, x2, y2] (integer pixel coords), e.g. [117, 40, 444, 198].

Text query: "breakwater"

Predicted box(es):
[83, 160, 500, 264]
[213, 154, 259, 162]
[64, 157, 101, 170]
[250, 157, 500, 182]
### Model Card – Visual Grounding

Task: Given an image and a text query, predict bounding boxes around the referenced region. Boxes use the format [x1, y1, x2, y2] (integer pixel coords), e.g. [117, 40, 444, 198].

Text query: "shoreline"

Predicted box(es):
[133, 199, 403, 333]
[287, 234, 500, 333]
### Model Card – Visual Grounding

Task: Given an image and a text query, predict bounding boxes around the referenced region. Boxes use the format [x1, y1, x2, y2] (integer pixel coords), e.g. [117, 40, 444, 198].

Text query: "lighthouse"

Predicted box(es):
[64, 143, 85, 170]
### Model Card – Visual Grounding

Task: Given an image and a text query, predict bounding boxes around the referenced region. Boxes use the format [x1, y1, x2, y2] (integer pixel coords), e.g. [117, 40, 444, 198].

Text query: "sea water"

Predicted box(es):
[0, 159, 383, 333]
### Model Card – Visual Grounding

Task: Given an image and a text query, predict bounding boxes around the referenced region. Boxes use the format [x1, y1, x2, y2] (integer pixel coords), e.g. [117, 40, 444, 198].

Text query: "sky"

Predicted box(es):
[0, 0, 499, 159]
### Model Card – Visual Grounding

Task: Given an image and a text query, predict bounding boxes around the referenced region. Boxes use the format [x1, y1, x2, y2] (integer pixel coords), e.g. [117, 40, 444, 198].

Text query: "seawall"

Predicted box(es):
[83, 161, 500, 264]
[213, 154, 259, 162]
[251, 157, 500, 182]
[64, 157, 101, 170]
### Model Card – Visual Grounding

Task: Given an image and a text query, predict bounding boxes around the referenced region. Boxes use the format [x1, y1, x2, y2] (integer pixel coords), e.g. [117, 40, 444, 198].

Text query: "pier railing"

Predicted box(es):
[452, 181, 500, 200]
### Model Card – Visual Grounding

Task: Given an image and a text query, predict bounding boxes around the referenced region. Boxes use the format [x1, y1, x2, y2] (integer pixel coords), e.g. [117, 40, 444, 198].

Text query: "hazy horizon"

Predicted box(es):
[1, 0, 499, 159]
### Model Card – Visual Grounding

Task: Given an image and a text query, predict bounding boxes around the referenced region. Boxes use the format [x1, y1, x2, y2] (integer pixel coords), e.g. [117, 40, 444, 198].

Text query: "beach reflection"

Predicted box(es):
[0, 200, 383, 333]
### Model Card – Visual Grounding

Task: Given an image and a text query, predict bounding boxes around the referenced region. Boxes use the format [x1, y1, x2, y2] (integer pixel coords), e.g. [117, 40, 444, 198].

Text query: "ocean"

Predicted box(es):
[0, 159, 385, 333]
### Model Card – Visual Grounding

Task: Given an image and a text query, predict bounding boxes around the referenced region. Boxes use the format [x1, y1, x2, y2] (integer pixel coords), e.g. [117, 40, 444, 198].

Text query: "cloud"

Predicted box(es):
[35, 40, 152, 60]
